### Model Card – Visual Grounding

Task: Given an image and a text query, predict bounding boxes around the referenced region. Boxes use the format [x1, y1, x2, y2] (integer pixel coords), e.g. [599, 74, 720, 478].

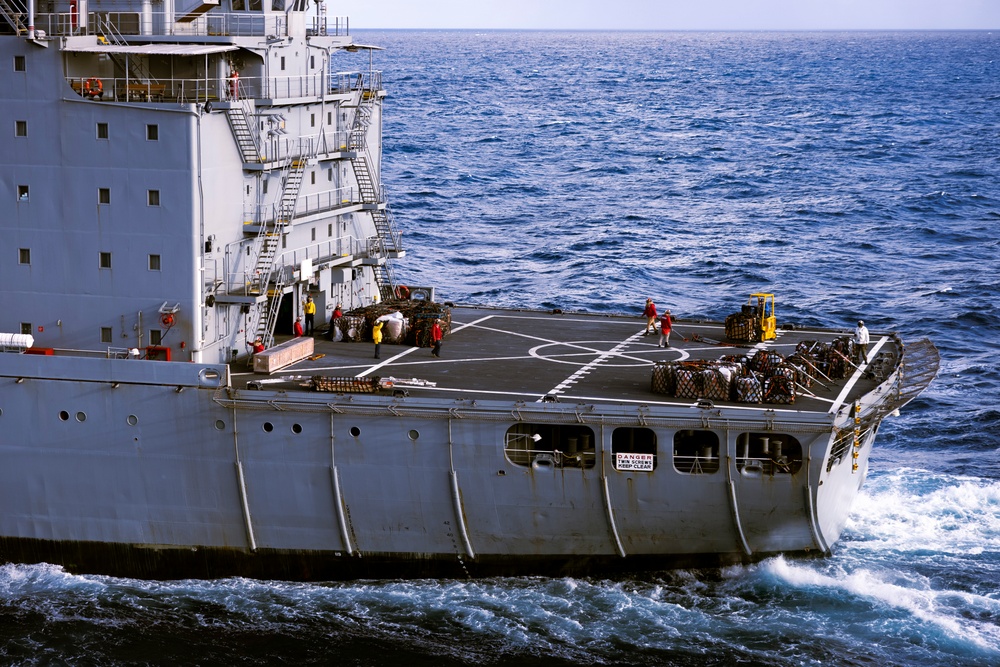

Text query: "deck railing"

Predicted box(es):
[33, 11, 348, 39]
[65, 72, 371, 104]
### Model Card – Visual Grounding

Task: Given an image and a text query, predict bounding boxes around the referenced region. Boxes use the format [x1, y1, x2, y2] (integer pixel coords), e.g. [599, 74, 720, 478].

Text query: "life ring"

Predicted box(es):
[395, 284, 410, 300]
[83, 77, 103, 98]
[160, 313, 175, 328]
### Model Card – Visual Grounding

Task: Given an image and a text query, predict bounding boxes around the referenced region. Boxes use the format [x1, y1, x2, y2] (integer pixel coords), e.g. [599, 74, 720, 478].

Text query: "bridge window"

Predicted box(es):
[736, 432, 803, 475]
[612, 427, 657, 471]
[673, 429, 720, 474]
[504, 423, 596, 469]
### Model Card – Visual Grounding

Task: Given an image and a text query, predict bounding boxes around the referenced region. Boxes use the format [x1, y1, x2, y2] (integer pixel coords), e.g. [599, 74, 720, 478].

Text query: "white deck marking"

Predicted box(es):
[355, 315, 496, 378]
[828, 336, 888, 414]
[538, 328, 649, 401]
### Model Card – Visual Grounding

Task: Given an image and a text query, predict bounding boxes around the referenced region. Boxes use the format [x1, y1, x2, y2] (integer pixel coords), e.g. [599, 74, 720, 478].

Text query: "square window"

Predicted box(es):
[149, 330, 162, 346]
[99, 252, 112, 269]
[98, 187, 110, 204]
[101, 327, 113, 343]
[148, 254, 161, 271]
[19, 248, 30, 264]
[147, 189, 160, 206]
[14, 55, 25, 72]
[146, 124, 158, 141]
[97, 122, 108, 139]
[15, 120, 27, 137]
[17, 185, 28, 201]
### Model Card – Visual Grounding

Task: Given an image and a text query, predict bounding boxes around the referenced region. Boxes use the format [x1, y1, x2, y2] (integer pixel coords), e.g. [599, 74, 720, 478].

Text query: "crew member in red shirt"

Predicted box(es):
[643, 298, 658, 335]
[431, 319, 443, 357]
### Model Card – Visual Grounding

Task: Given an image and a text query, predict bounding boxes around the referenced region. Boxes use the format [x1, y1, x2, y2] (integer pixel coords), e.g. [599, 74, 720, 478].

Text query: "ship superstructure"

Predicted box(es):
[1, 0, 401, 360]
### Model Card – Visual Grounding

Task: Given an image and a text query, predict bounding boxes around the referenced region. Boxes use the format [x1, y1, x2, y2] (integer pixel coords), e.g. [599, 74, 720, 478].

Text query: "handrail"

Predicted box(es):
[33, 11, 350, 39]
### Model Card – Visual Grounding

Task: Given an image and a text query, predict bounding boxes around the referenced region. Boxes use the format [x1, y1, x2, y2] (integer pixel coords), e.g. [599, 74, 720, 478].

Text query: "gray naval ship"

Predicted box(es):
[0, 2, 939, 580]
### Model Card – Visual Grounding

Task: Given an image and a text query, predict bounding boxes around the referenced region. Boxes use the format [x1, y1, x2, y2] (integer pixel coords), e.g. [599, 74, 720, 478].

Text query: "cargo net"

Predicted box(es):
[724, 304, 762, 342]
[326, 300, 451, 347]
[794, 337, 855, 380]
[651, 350, 800, 405]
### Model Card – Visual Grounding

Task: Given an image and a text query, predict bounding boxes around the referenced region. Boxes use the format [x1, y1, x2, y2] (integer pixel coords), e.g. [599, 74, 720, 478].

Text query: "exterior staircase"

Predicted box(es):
[348, 88, 402, 301]
[0, 0, 27, 35]
[226, 100, 263, 164]
[249, 158, 306, 347]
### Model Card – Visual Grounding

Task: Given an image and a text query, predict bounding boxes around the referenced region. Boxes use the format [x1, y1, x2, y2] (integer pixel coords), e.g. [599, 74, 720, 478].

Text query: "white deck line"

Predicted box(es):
[827, 336, 888, 414]
[539, 328, 647, 401]
[356, 315, 496, 378]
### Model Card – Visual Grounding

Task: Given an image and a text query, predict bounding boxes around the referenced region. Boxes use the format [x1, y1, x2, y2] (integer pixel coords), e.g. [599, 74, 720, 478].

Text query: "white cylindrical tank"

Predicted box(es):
[0, 333, 35, 349]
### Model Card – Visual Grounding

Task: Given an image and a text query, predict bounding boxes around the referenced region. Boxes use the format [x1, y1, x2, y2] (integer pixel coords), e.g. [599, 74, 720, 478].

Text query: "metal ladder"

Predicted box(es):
[225, 93, 263, 164]
[0, 0, 27, 35]
[348, 86, 402, 300]
[97, 15, 159, 86]
[249, 158, 307, 347]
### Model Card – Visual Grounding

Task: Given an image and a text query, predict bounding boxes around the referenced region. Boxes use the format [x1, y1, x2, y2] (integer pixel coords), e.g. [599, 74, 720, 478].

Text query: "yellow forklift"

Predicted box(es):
[725, 293, 777, 342]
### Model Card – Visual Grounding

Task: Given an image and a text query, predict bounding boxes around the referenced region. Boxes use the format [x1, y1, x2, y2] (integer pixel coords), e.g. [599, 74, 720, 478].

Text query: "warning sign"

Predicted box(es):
[615, 452, 655, 471]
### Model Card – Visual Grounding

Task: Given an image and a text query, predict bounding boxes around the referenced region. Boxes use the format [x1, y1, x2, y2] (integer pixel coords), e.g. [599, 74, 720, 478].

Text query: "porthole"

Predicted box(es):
[215, 420, 226, 431]
[263, 422, 274, 433]
[292, 423, 303, 434]
[76, 412, 87, 422]
[407, 429, 419, 441]
[59, 410, 70, 421]
[349, 426, 361, 437]
[127, 415, 138, 426]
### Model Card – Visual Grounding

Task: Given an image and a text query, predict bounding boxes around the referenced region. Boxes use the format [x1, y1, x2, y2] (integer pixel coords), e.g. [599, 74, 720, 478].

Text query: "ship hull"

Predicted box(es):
[0, 337, 886, 580]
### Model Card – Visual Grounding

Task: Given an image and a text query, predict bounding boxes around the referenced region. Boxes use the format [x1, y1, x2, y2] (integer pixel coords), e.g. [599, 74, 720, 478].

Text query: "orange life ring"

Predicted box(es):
[83, 77, 103, 97]
[395, 285, 410, 300]
[160, 313, 175, 328]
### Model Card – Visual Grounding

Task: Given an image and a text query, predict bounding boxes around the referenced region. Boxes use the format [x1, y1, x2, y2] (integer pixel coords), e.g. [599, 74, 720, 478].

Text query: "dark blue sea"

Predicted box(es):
[3, 30, 1000, 666]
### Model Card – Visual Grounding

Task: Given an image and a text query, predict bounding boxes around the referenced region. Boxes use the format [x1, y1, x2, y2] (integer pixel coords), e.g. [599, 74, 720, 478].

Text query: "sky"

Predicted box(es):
[334, 0, 1000, 31]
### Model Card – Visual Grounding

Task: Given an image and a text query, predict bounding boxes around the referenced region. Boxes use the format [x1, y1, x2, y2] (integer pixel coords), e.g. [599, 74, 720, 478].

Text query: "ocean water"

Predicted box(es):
[3, 30, 1000, 666]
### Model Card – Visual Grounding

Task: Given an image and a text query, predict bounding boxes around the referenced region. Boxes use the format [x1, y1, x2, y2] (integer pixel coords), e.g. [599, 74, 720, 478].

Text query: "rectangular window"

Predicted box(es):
[280, 56, 285, 71]
[311, 227, 316, 241]
[328, 167, 333, 181]
[19, 248, 30, 264]
[99, 252, 112, 269]
[97, 122, 108, 139]
[311, 113, 315, 127]
[147, 190, 160, 206]
[98, 187, 110, 204]
[146, 124, 158, 141]
[13, 55, 25, 72]
[263, 179, 268, 194]
[20, 322, 31, 335]
[101, 327, 113, 343]
[310, 55, 315, 69]
[328, 223, 333, 237]
[149, 330, 162, 346]
[310, 171, 316, 185]
[15, 120, 26, 137]
[148, 254, 161, 271]
[17, 185, 28, 201]
[327, 111, 332, 125]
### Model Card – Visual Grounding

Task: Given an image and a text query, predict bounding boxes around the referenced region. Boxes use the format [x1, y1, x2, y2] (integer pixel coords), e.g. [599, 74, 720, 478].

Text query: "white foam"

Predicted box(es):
[847, 469, 1000, 555]
[763, 556, 1000, 652]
